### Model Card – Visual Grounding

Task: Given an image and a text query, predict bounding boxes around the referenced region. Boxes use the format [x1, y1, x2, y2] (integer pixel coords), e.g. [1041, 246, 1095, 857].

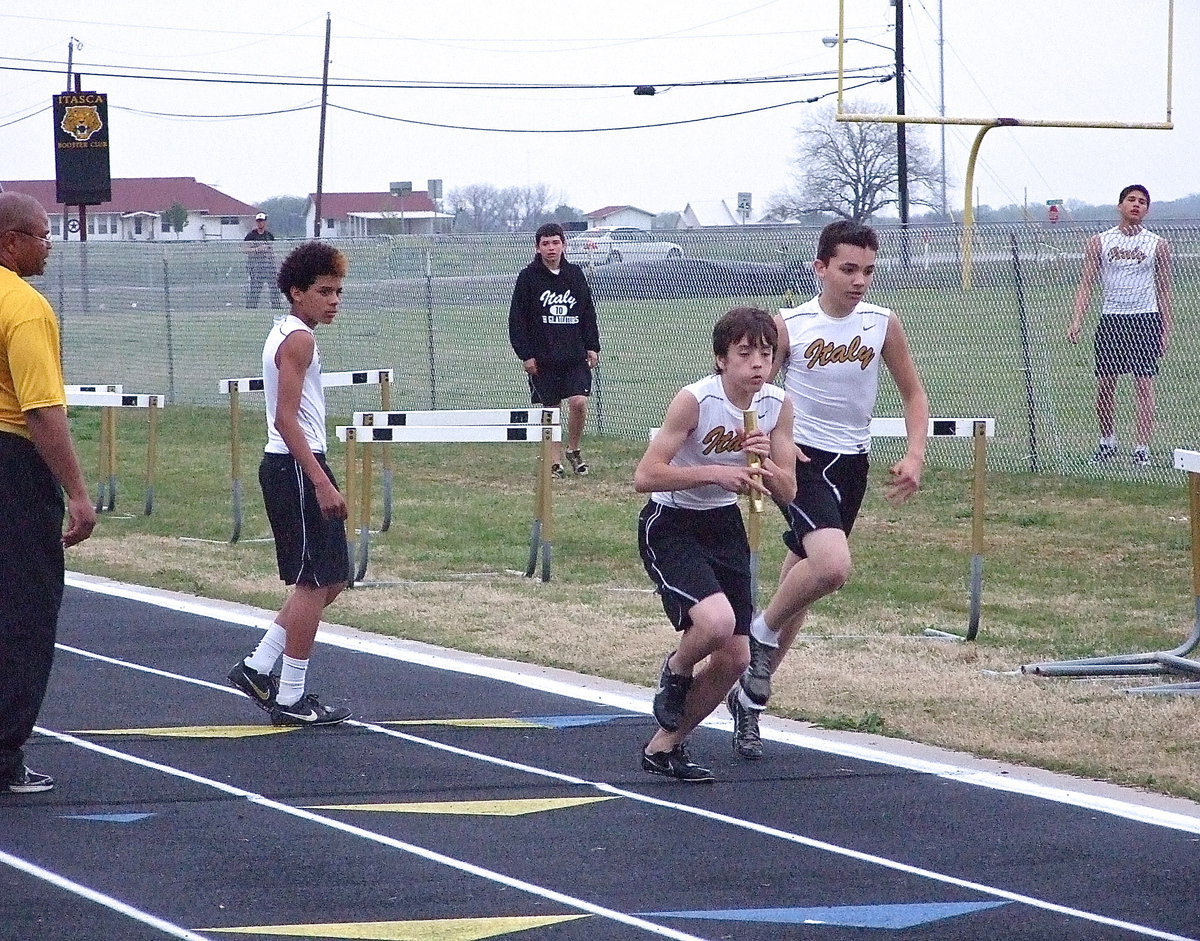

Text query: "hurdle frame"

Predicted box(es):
[871, 417, 994, 642]
[66, 386, 165, 515]
[218, 368, 393, 543]
[337, 408, 560, 586]
[1021, 448, 1200, 693]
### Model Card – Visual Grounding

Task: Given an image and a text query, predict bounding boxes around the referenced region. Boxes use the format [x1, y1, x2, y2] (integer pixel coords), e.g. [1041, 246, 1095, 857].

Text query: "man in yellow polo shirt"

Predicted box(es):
[0, 192, 95, 795]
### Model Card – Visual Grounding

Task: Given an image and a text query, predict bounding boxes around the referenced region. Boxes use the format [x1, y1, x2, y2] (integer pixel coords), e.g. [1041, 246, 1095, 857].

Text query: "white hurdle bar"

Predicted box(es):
[66, 388, 166, 515]
[337, 408, 561, 585]
[1022, 448, 1200, 692]
[876, 418, 994, 641]
[217, 369, 394, 543]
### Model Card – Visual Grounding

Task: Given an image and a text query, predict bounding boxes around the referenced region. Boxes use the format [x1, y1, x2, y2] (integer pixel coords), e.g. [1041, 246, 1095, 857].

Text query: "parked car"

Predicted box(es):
[566, 226, 683, 265]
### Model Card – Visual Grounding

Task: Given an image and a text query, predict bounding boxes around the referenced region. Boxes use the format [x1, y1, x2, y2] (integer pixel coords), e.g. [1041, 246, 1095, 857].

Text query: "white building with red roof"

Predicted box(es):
[0, 177, 260, 241]
[583, 205, 657, 229]
[307, 188, 455, 238]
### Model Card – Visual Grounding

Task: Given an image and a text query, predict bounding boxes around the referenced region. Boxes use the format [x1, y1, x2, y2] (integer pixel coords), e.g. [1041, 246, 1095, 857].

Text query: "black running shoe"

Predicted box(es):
[551, 463, 565, 480]
[652, 653, 691, 732]
[726, 687, 764, 760]
[565, 449, 589, 476]
[270, 693, 352, 727]
[641, 742, 713, 782]
[6, 766, 54, 794]
[740, 635, 775, 708]
[227, 661, 278, 711]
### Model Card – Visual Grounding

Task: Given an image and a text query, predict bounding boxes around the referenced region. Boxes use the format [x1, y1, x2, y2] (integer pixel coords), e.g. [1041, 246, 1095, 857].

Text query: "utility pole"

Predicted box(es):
[312, 13, 331, 238]
[895, 0, 908, 228]
[938, 0, 948, 218]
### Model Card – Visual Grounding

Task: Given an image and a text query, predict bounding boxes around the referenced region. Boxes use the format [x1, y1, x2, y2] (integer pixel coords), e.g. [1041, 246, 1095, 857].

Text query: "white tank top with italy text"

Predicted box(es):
[651, 373, 787, 511]
[1098, 225, 1161, 316]
[262, 314, 327, 455]
[779, 296, 889, 454]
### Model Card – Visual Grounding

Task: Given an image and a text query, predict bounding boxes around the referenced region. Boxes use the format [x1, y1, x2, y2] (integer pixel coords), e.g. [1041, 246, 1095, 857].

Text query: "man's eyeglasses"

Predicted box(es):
[5, 229, 52, 247]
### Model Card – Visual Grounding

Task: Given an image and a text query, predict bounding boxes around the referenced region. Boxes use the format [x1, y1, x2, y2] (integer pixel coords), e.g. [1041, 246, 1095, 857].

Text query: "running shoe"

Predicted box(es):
[652, 653, 691, 732]
[641, 742, 713, 782]
[1133, 447, 1151, 468]
[1089, 443, 1118, 465]
[740, 635, 775, 708]
[270, 693, 352, 727]
[726, 687, 764, 759]
[6, 766, 54, 793]
[565, 449, 589, 476]
[227, 661, 278, 711]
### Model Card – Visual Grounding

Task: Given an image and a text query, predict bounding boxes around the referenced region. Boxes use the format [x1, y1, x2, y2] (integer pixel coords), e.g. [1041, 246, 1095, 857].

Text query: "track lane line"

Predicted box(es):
[0, 849, 216, 941]
[46, 643, 1199, 941]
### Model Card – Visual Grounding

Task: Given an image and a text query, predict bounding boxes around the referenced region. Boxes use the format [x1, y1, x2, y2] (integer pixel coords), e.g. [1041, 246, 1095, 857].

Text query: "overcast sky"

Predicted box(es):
[2, 1, 1195, 219]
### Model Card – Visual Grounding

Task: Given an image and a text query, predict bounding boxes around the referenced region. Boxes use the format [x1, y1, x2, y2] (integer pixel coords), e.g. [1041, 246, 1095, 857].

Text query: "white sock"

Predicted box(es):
[1101, 436, 1117, 447]
[737, 686, 767, 713]
[245, 623, 287, 674]
[750, 613, 781, 648]
[275, 655, 309, 707]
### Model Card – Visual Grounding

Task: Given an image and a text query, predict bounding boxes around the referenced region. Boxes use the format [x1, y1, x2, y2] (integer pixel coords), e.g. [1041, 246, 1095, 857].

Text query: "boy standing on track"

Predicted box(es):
[1068, 184, 1172, 467]
[227, 242, 352, 727]
[508, 222, 600, 479]
[726, 220, 929, 760]
[636, 307, 796, 781]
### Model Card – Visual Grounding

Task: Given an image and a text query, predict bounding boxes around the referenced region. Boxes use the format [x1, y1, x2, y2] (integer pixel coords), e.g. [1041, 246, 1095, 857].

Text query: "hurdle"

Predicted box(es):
[66, 385, 165, 515]
[869, 418, 995, 641]
[1021, 448, 1200, 693]
[218, 369, 394, 543]
[336, 408, 560, 586]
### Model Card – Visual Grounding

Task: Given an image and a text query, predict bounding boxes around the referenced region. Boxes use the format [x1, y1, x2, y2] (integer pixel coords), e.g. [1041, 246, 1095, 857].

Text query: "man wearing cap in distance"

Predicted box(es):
[244, 212, 281, 310]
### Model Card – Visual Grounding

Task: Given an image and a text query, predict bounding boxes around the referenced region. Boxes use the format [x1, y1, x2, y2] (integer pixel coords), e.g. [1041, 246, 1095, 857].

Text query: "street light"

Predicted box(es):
[822, 21, 908, 230]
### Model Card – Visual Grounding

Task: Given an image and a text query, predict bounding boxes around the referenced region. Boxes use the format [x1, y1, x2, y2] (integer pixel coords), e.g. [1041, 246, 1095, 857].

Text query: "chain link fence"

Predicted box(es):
[36, 221, 1199, 483]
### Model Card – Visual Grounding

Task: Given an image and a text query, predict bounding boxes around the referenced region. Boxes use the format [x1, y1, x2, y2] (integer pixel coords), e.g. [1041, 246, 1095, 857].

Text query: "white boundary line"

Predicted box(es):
[0, 849, 215, 941]
[63, 573, 1200, 837]
[29, 727, 709, 941]
[39, 645, 1199, 941]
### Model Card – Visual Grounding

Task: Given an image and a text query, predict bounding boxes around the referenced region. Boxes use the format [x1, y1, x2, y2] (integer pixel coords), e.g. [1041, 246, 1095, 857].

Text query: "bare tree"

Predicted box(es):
[768, 102, 942, 223]
[448, 183, 504, 232]
[448, 182, 559, 232]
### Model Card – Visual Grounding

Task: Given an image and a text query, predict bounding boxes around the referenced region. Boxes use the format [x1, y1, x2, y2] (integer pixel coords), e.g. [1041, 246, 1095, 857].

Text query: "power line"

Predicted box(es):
[0, 56, 887, 91]
[326, 76, 892, 134]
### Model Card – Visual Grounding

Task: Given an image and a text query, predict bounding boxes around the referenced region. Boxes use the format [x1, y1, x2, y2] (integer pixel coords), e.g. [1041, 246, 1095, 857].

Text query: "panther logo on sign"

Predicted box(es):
[61, 106, 103, 142]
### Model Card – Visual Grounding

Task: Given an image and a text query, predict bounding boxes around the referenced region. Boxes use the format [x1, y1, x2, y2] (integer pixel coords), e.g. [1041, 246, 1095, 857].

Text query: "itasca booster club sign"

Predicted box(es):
[53, 91, 112, 205]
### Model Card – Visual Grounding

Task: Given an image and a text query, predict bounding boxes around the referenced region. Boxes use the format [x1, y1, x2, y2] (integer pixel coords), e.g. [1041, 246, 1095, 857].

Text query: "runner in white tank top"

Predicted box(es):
[635, 307, 797, 781]
[726, 221, 930, 760]
[1068, 184, 1173, 467]
[227, 242, 354, 729]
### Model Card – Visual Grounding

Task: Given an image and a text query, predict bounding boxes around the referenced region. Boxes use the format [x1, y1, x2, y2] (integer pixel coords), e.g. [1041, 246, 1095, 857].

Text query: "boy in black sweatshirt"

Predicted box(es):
[508, 222, 601, 477]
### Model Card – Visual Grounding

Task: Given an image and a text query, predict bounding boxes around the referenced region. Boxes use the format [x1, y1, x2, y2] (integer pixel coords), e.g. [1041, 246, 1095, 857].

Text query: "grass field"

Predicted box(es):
[62, 401, 1200, 802]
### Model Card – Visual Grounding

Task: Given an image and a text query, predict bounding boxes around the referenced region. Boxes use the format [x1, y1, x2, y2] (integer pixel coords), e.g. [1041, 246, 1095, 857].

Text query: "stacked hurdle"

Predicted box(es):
[1022, 448, 1200, 693]
[66, 384, 166, 515]
[218, 369, 394, 543]
[336, 408, 560, 586]
[871, 418, 995, 641]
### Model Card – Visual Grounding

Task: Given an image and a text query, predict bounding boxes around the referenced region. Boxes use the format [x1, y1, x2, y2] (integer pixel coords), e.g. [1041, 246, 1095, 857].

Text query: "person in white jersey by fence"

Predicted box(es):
[726, 220, 930, 760]
[227, 241, 352, 727]
[636, 307, 796, 781]
[1068, 184, 1173, 468]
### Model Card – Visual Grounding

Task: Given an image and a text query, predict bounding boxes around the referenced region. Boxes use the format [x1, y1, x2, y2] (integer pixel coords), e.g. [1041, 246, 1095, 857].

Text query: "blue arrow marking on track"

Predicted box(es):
[644, 902, 1009, 929]
[60, 813, 156, 824]
[525, 714, 640, 728]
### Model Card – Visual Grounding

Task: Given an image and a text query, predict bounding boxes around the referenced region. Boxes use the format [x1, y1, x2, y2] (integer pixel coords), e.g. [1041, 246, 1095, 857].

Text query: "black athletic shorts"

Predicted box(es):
[780, 446, 869, 557]
[1095, 313, 1163, 377]
[259, 452, 349, 587]
[529, 363, 592, 408]
[638, 501, 752, 635]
